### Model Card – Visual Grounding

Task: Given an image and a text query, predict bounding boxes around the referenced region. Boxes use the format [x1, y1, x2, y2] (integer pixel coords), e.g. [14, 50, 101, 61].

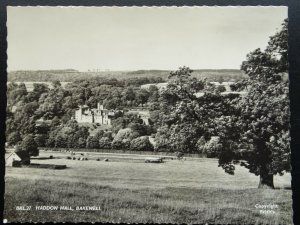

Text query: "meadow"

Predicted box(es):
[4, 151, 292, 224]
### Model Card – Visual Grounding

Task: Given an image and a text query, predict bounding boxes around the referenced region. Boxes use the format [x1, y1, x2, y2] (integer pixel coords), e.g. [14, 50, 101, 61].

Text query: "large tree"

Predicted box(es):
[161, 19, 289, 189]
[231, 19, 290, 188]
[156, 66, 236, 154]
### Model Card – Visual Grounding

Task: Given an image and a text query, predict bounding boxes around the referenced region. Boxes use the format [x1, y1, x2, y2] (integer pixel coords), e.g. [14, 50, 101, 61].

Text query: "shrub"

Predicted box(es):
[15, 145, 30, 165]
[7, 131, 22, 146]
[198, 136, 222, 158]
[216, 85, 226, 93]
[111, 128, 139, 150]
[18, 134, 39, 157]
[111, 140, 123, 150]
[130, 136, 154, 151]
[103, 131, 113, 140]
[86, 136, 99, 149]
[34, 134, 47, 147]
[99, 137, 112, 149]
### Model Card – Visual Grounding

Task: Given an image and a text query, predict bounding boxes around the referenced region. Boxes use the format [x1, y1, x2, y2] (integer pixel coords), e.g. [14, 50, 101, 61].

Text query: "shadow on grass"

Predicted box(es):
[31, 156, 67, 160]
[274, 186, 292, 190]
[23, 163, 67, 170]
[31, 157, 53, 160]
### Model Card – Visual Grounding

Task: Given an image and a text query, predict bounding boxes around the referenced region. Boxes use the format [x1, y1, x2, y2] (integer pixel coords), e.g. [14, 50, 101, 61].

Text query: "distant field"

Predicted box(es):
[4, 151, 292, 224]
[6, 81, 71, 92]
[7, 69, 246, 82]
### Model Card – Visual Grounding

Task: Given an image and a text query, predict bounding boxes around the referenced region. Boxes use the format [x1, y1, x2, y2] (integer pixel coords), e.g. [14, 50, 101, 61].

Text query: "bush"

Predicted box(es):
[111, 139, 131, 149]
[15, 145, 30, 164]
[198, 136, 222, 158]
[111, 128, 138, 150]
[216, 85, 226, 93]
[86, 136, 99, 149]
[34, 134, 47, 147]
[94, 130, 105, 140]
[18, 134, 39, 157]
[103, 131, 113, 140]
[7, 131, 22, 146]
[111, 140, 123, 150]
[130, 136, 154, 151]
[114, 128, 139, 141]
[99, 137, 112, 149]
[77, 137, 86, 148]
[196, 136, 206, 153]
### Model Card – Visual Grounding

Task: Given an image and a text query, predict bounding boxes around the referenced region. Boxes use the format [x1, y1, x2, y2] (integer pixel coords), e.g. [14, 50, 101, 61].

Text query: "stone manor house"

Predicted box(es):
[75, 103, 151, 126]
[74, 103, 116, 125]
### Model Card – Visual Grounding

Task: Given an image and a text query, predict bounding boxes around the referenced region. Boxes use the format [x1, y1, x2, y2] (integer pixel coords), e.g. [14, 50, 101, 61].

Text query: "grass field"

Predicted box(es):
[4, 151, 292, 224]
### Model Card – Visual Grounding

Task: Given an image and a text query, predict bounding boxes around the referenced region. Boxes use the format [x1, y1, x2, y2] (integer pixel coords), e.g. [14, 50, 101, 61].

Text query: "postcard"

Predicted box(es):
[4, 6, 292, 224]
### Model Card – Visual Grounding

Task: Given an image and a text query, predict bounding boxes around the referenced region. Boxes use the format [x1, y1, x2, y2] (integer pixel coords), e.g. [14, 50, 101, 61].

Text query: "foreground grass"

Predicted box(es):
[4, 178, 292, 224]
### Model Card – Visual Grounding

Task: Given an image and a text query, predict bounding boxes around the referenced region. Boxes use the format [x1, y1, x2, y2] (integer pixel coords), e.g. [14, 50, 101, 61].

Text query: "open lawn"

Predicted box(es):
[4, 151, 292, 224]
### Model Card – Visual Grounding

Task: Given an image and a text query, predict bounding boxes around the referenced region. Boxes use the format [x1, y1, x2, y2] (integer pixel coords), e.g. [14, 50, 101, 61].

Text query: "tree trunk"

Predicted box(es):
[258, 171, 274, 189]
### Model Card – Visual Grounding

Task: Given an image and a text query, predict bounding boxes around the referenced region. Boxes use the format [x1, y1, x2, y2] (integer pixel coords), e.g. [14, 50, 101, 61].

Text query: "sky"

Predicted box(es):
[7, 6, 287, 71]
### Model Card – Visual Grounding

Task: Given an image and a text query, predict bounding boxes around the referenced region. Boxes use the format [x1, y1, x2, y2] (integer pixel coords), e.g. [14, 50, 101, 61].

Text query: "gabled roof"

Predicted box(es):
[6, 152, 22, 161]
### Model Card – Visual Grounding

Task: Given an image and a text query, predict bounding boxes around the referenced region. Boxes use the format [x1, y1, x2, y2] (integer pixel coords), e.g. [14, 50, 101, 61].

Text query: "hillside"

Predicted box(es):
[7, 69, 247, 82]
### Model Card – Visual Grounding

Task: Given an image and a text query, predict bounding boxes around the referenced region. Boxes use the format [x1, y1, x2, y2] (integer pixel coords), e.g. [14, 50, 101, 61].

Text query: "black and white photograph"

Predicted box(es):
[3, 6, 292, 224]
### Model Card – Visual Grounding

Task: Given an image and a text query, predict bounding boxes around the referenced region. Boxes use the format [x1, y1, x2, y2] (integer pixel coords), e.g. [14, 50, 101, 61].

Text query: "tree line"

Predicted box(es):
[8, 69, 245, 83]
